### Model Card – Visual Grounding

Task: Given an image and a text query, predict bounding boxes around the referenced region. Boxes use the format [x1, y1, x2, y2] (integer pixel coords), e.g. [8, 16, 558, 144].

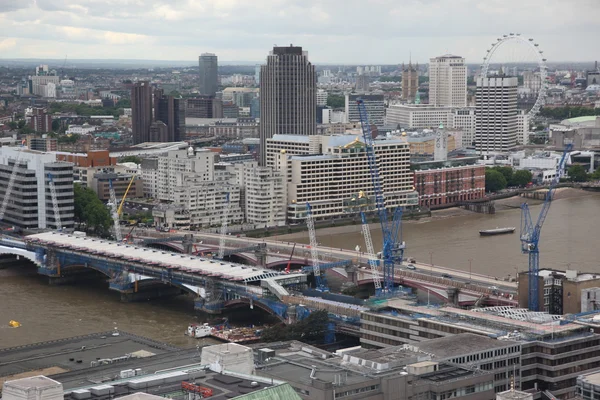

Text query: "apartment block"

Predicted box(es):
[0, 147, 74, 231]
[91, 173, 143, 201]
[157, 148, 215, 202]
[267, 134, 417, 221]
[141, 158, 159, 198]
[242, 162, 286, 227]
[429, 54, 467, 108]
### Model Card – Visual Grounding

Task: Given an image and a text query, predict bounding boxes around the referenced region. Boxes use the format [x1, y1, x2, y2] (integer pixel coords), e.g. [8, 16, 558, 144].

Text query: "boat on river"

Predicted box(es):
[479, 227, 516, 236]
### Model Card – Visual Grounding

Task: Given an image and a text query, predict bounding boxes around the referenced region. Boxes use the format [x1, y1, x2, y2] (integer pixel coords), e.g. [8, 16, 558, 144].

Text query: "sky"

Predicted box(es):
[0, 0, 598, 65]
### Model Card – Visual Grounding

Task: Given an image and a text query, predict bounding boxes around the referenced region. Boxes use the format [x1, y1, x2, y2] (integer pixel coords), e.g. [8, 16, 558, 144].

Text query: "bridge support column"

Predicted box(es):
[446, 287, 459, 306]
[182, 234, 194, 255]
[254, 247, 267, 268]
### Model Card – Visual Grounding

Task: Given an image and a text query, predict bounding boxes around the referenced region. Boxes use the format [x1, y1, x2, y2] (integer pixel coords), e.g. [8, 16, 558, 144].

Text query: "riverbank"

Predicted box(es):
[273, 188, 596, 242]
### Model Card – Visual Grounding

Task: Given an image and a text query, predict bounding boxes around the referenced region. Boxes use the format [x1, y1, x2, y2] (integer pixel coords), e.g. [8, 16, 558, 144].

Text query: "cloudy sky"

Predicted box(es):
[0, 0, 597, 64]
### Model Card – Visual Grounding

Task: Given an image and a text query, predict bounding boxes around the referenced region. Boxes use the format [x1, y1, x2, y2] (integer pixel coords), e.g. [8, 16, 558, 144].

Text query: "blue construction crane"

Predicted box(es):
[356, 99, 405, 294]
[520, 143, 572, 311]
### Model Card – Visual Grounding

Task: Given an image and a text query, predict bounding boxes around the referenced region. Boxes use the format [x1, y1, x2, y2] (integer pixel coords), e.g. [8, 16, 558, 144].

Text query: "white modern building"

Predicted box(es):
[267, 134, 418, 221]
[517, 110, 530, 145]
[475, 76, 518, 153]
[316, 89, 328, 107]
[386, 105, 476, 147]
[65, 124, 97, 135]
[0, 147, 74, 230]
[30, 75, 60, 98]
[157, 148, 215, 202]
[429, 54, 467, 107]
[345, 94, 385, 125]
[322, 109, 346, 124]
[523, 71, 542, 93]
[242, 162, 286, 226]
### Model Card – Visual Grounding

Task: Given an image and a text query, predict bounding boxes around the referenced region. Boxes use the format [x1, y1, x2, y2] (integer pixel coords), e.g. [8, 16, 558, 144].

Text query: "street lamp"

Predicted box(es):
[468, 258, 473, 282]
[429, 251, 434, 276]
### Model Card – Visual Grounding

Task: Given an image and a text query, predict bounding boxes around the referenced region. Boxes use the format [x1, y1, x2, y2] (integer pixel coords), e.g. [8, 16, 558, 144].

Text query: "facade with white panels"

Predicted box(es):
[156, 148, 215, 202]
[429, 54, 467, 107]
[268, 135, 417, 221]
[345, 94, 385, 125]
[517, 110, 530, 145]
[316, 89, 328, 107]
[242, 162, 286, 227]
[475, 76, 519, 153]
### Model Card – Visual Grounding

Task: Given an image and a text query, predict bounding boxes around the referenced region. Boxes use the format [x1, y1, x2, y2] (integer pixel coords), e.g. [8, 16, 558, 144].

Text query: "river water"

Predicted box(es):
[1, 192, 598, 349]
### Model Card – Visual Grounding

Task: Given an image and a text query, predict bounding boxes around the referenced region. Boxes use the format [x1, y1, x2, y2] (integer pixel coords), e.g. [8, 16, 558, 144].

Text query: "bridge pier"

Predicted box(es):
[446, 287, 459, 306]
[254, 247, 267, 268]
[182, 234, 194, 254]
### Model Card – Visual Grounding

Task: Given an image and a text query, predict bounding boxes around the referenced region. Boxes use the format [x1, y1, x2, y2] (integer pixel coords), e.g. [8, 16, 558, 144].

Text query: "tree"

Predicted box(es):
[492, 166, 513, 186]
[74, 183, 112, 235]
[8, 121, 17, 130]
[326, 94, 345, 109]
[510, 170, 533, 187]
[485, 169, 507, 192]
[260, 310, 329, 343]
[567, 165, 589, 182]
[590, 168, 600, 181]
[120, 155, 142, 164]
[51, 119, 60, 132]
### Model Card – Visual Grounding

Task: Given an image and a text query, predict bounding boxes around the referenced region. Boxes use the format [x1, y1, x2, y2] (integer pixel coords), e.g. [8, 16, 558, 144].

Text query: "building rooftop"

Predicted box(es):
[415, 333, 518, 359]
[115, 394, 165, 400]
[579, 370, 600, 385]
[562, 115, 598, 125]
[270, 134, 311, 143]
[3, 375, 62, 390]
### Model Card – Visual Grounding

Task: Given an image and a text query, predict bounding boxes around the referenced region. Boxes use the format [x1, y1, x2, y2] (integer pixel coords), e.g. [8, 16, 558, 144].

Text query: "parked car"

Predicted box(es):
[407, 264, 417, 270]
[442, 273, 452, 279]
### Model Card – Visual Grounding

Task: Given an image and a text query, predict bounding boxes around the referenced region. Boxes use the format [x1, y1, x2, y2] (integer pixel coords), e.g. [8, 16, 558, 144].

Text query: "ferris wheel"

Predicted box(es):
[480, 33, 548, 119]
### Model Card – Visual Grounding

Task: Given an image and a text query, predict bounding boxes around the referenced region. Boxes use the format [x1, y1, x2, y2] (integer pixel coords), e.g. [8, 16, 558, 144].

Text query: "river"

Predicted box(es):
[1, 191, 598, 349]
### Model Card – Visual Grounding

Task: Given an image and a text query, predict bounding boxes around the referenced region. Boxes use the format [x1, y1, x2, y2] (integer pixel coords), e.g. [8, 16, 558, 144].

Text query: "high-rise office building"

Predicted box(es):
[475, 76, 518, 153]
[345, 94, 385, 125]
[259, 45, 317, 166]
[199, 53, 218, 96]
[401, 62, 419, 101]
[154, 89, 185, 142]
[131, 81, 153, 144]
[429, 55, 467, 107]
[186, 96, 223, 118]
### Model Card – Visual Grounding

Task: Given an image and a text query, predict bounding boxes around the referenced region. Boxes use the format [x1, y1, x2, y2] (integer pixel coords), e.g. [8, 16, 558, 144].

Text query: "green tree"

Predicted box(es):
[8, 121, 17, 130]
[485, 169, 508, 192]
[326, 94, 345, 109]
[260, 310, 329, 343]
[74, 183, 112, 235]
[51, 119, 60, 132]
[492, 166, 513, 185]
[120, 155, 142, 164]
[590, 168, 600, 181]
[510, 170, 533, 187]
[567, 165, 589, 182]
[17, 120, 26, 129]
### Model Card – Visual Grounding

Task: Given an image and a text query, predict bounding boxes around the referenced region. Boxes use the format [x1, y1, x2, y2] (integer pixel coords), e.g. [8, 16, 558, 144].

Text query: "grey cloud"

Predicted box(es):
[0, 0, 34, 12]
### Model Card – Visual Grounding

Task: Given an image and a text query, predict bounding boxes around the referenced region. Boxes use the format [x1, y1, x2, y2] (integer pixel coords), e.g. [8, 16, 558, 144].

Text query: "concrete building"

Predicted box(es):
[29, 108, 53, 133]
[208, 117, 259, 140]
[30, 67, 60, 98]
[186, 96, 223, 119]
[252, 340, 494, 400]
[429, 55, 467, 107]
[131, 81, 153, 144]
[156, 148, 215, 202]
[259, 45, 317, 166]
[65, 124, 96, 135]
[198, 53, 218, 96]
[517, 110, 530, 145]
[402, 62, 419, 101]
[242, 162, 286, 227]
[149, 121, 168, 142]
[0, 147, 74, 231]
[154, 89, 185, 142]
[360, 299, 600, 398]
[267, 134, 417, 221]
[523, 71, 542, 93]
[2, 375, 63, 400]
[90, 173, 143, 201]
[140, 158, 158, 198]
[518, 268, 600, 315]
[345, 94, 384, 126]
[200, 343, 255, 375]
[316, 89, 328, 107]
[355, 74, 370, 92]
[475, 76, 519, 153]
[26, 135, 57, 152]
[452, 108, 477, 148]
[549, 116, 600, 150]
[576, 370, 600, 400]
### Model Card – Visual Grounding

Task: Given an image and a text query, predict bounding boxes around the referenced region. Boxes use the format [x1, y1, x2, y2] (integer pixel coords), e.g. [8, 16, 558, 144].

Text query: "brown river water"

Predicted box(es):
[1, 192, 598, 349]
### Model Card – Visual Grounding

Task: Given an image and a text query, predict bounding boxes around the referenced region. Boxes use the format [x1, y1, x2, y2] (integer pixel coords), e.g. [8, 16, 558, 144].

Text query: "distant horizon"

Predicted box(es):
[1, 57, 597, 69]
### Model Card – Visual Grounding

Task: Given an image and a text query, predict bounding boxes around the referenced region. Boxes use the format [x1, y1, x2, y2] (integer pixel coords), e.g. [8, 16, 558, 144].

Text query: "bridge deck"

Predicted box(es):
[27, 232, 282, 283]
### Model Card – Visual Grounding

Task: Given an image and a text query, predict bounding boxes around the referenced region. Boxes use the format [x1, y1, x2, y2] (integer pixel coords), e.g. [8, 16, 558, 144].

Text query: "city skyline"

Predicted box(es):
[0, 0, 597, 63]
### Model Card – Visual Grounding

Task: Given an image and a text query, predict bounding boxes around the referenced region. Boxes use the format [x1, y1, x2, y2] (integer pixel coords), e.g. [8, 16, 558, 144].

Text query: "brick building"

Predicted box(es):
[412, 159, 485, 207]
[55, 150, 117, 168]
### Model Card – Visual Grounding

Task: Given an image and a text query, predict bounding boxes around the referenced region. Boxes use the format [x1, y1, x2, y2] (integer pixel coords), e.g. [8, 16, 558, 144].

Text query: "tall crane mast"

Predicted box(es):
[520, 143, 572, 311]
[0, 150, 23, 224]
[47, 173, 62, 231]
[360, 211, 382, 294]
[356, 99, 405, 294]
[217, 193, 232, 259]
[108, 180, 122, 241]
[306, 203, 327, 291]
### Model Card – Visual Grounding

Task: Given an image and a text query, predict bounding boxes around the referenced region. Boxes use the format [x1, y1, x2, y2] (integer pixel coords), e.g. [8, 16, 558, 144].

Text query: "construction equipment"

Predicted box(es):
[306, 202, 327, 291]
[117, 174, 137, 216]
[108, 180, 122, 241]
[217, 192, 232, 259]
[0, 150, 22, 224]
[361, 211, 382, 294]
[356, 99, 405, 294]
[47, 173, 63, 231]
[285, 243, 296, 274]
[520, 143, 572, 311]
